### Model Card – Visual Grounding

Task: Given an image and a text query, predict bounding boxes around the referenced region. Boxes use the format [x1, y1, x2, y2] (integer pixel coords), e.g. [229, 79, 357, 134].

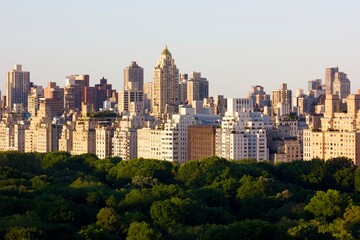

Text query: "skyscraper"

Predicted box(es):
[187, 72, 209, 104]
[325, 67, 350, 101]
[6, 64, 30, 110]
[152, 46, 179, 117]
[64, 74, 90, 111]
[119, 62, 144, 115]
[272, 83, 292, 116]
[124, 61, 144, 91]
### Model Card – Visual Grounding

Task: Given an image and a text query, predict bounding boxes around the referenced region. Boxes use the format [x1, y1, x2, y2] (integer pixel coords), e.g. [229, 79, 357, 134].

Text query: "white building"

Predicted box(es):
[215, 98, 269, 161]
[137, 106, 220, 163]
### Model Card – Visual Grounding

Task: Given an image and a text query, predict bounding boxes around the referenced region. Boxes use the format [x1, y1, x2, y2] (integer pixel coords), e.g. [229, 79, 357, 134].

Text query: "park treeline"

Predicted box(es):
[1, 152, 360, 240]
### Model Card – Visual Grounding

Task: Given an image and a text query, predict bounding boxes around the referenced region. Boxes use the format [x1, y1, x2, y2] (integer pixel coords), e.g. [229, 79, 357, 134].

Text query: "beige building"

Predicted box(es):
[0, 112, 26, 152]
[96, 124, 114, 159]
[186, 72, 209, 103]
[303, 94, 360, 165]
[71, 116, 97, 155]
[58, 121, 74, 152]
[118, 90, 144, 115]
[247, 85, 271, 111]
[112, 115, 144, 160]
[325, 67, 350, 101]
[272, 83, 292, 116]
[124, 61, 144, 91]
[25, 102, 57, 153]
[28, 86, 43, 117]
[151, 46, 179, 117]
[137, 128, 162, 159]
[6, 64, 30, 110]
[143, 82, 153, 113]
[271, 139, 302, 163]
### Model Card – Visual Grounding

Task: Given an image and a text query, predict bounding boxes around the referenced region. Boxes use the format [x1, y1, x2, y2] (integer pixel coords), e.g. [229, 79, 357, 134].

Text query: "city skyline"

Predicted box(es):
[1, 1, 359, 97]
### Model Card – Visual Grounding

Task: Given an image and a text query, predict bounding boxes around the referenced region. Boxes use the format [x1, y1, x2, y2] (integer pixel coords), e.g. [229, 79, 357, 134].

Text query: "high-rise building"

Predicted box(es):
[94, 77, 113, 111]
[64, 74, 89, 111]
[118, 90, 144, 115]
[25, 101, 58, 153]
[179, 73, 188, 105]
[124, 61, 144, 91]
[188, 126, 216, 161]
[96, 123, 114, 159]
[143, 82, 153, 112]
[308, 79, 322, 92]
[215, 110, 269, 161]
[152, 46, 179, 117]
[247, 85, 271, 111]
[138, 106, 219, 163]
[6, 64, 30, 110]
[0, 112, 26, 152]
[119, 62, 144, 115]
[27, 86, 43, 117]
[112, 116, 144, 160]
[187, 72, 209, 103]
[325, 67, 350, 101]
[303, 94, 360, 165]
[43, 82, 65, 117]
[272, 83, 292, 116]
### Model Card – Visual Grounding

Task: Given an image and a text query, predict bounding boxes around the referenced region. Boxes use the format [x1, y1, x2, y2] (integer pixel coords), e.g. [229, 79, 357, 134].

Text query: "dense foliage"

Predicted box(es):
[1, 151, 360, 239]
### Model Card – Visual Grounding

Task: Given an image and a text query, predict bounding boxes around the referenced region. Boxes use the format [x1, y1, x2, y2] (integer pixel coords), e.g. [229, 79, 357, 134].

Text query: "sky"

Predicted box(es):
[0, 0, 359, 98]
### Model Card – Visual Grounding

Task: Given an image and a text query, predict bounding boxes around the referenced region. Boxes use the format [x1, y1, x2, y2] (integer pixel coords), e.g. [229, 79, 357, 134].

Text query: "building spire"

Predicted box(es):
[161, 45, 171, 56]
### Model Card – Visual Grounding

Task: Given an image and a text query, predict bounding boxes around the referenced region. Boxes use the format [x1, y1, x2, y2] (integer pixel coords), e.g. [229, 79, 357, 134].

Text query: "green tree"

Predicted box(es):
[78, 224, 120, 240]
[236, 175, 267, 200]
[354, 168, 360, 193]
[288, 220, 336, 240]
[150, 198, 184, 232]
[5, 227, 46, 240]
[126, 222, 162, 240]
[41, 152, 72, 169]
[304, 189, 351, 222]
[96, 207, 121, 233]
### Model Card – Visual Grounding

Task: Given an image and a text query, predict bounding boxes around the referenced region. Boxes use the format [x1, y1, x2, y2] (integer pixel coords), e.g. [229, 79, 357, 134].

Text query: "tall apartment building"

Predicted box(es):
[215, 99, 269, 161]
[138, 106, 219, 163]
[0, 112, 26, 152]
[119, 62, 145, 115]
[187, 72, 209, 103]
[124, 61, 144, 91]
[28, 86, 43, 117]
[64, 74, 90, 111]
[247, 85, 271, 111]
[179, 73, 188, 105]
[118, 91, 144, 114]
[325, 67, 350, 101]
[272, 83, 292, 116]
[70, 104, 97, 155]
[143, 82, 153, 112]
[94, 77, 113, 111]
[58, 121, 74, 152]
[303, 94, 360, 165]
[6, 64, 30, 111]
[203, 95, 227, 116]
[96, 123, 114, 159]
[112, 115, 144, 160]
[308, 79, 323, 92]
[25, 101, 58, 153]
[43, 82, 65, 117]
[152, 46, 179, 117]
[137, 128, 162, 159]
[188, 125, 216, 160]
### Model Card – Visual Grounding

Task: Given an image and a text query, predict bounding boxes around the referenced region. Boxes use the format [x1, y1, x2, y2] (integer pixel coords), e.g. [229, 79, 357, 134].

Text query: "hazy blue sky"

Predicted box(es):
[0, 0, 359, 97]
